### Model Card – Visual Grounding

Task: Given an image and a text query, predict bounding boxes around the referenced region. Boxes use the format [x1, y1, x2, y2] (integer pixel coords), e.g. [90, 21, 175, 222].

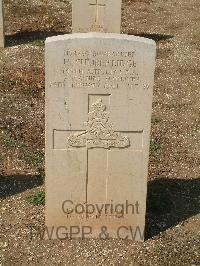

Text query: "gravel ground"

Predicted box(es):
[0, 0, 200, 265]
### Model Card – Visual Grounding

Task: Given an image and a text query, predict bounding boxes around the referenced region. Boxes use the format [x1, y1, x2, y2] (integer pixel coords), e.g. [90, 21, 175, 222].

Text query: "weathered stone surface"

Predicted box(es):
[45, 33, 156, 241]
[72, 0, 122, 33]
[0, 0, 4, 48]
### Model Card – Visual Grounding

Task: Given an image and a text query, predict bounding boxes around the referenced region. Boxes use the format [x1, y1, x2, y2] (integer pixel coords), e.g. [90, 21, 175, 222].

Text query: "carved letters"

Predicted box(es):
[49, 49, 140, 90]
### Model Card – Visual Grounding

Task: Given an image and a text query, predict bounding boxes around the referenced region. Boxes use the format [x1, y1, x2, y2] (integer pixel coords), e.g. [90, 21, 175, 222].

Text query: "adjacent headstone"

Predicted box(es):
[0, 0, 4, 47]
[72, 0, 122, 33]
[45, 33, 156, 241]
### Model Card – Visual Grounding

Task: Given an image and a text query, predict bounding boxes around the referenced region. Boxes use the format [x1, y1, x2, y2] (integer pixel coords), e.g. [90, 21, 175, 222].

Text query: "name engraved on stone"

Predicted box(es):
[67, 99, 130, 149]
[50, 49, 141, 90]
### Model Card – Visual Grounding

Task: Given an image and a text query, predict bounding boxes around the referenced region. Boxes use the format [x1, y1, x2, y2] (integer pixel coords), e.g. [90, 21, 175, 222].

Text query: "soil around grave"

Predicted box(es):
[0, 0, 200, 265]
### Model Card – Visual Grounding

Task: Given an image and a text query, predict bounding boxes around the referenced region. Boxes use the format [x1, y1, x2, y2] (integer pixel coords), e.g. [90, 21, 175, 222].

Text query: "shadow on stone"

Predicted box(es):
[128, 32, 174, 42]
[146, 177, 200, 239]
[0, 175, 44, 198]
[5, 30, 69, 47]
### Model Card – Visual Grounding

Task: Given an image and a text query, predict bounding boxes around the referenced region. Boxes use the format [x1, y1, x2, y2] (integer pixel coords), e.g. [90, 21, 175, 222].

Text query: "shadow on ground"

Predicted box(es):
[1, 174, 199, 240]
[146, 177, 200, 239]
[5, 31, 173, 47]
[5, 30, 69, 47]
[128, 32, 174, 42]
[0, 175, 44, 198]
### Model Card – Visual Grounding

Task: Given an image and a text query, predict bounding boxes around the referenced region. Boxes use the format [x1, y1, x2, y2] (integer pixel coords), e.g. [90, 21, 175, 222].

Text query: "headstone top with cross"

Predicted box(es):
[45, 33, 156, 241]
[89, 0, 106, 29]
[72, 0, 122, 33]
[0, 0, 4, 48]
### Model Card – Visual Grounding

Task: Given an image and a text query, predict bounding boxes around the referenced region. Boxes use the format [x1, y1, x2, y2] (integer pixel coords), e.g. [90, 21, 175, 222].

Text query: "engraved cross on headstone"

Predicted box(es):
[67, 98, 130, 206]
[53, 97, 143, 210]
[89, 0, 106, 30]
[72, 0, 122, 33]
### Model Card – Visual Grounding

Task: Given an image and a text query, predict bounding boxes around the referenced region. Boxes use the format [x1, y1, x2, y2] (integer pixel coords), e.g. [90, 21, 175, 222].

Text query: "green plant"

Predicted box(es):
[152, 116, 161, 124]
[31, 39, 45, 47]
[154, 244, 161, 251]
[25, 151, 44, 167]
[26, 191, 45, 205]
[4, 137, 17, 148]
[150, 139, 161, 151]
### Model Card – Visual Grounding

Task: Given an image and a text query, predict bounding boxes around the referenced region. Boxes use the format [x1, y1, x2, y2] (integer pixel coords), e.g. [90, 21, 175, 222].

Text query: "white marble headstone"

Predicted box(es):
[0, 0, 4, 48]
[72, 0, 122, 33]
[45, 33, 156, 241]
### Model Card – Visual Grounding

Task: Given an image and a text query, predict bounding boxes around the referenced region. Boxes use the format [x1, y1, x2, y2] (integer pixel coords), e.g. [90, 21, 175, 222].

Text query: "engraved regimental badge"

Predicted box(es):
[67, 99, 130, 149]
